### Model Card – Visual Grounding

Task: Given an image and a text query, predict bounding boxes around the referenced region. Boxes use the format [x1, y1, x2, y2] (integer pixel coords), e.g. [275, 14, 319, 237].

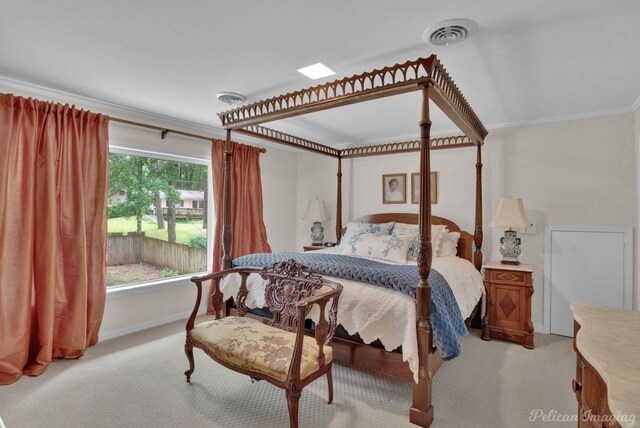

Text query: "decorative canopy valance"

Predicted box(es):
[219, 55, 487, 155]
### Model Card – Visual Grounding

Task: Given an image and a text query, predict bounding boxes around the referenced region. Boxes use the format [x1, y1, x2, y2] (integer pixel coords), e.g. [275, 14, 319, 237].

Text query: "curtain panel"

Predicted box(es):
[0, 94, 109, 385]
[210, 139, 271, 313]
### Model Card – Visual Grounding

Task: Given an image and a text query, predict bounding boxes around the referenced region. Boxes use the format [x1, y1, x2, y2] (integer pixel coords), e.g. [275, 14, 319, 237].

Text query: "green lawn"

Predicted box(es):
[108, 217, 206, 245]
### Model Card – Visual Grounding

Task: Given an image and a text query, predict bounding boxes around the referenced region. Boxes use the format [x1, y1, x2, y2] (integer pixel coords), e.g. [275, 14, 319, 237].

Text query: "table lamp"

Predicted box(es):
[489, 198, 530, 265]
[303, 199, 330, 245]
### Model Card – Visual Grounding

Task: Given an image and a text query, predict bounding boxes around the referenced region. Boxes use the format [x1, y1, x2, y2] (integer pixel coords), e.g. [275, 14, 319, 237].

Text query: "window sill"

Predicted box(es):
[106, 272, 206, 300]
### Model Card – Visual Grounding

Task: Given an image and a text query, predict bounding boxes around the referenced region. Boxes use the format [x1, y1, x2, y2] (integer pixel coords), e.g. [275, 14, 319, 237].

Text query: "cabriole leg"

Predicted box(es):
[184, 339, 195, 382]
[285, 385, 301, 428]
[326, 366, 334, 404]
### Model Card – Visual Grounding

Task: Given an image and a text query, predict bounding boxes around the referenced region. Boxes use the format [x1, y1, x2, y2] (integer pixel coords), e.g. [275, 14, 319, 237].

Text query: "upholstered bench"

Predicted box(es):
[189, 316, 333, 383]
[184, 260, 343, 428]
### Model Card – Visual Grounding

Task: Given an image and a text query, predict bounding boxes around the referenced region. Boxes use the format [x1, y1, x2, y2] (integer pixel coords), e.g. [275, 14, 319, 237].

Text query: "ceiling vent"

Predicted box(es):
[215, 92, 247, 106]
[422, 18, 477, 46]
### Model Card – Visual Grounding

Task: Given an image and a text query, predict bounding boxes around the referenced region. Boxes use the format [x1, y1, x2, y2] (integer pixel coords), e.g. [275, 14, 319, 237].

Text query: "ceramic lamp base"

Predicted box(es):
[499, 229, 522, 265]
[310, 221, 324, 246]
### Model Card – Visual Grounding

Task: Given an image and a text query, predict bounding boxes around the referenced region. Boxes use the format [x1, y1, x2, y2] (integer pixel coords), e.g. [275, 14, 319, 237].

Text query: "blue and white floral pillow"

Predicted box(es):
[391, 223, 448, 261]
[341, 233, 414, 264]
[340, 221, 395, 253]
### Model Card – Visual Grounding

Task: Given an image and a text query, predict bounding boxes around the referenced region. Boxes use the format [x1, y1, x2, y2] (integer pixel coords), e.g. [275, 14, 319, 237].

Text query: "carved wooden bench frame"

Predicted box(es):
[185, 260, 343, 428]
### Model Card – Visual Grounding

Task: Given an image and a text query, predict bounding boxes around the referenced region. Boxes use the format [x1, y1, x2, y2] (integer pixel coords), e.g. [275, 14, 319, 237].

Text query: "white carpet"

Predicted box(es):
[0, 319, 576, 427]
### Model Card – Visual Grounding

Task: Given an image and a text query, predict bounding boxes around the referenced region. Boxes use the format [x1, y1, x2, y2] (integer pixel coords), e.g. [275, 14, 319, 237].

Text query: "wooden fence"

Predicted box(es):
[155, 207, 204, 220]
[107, 232, 207, 274]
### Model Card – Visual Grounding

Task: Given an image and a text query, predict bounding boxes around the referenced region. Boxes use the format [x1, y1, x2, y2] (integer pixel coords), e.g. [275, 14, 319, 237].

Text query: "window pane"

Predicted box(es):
[106, 152, 208, 287]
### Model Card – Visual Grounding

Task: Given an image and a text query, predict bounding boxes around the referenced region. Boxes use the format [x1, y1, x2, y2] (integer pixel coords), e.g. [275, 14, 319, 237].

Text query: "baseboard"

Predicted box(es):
[99, 308, 206, 341]
[534, 322, 548, 334]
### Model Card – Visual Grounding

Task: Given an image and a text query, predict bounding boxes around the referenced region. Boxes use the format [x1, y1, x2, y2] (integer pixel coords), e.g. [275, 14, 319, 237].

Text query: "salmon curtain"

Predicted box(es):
[209, 139, 271, 312]
[0, 94, 109, 385]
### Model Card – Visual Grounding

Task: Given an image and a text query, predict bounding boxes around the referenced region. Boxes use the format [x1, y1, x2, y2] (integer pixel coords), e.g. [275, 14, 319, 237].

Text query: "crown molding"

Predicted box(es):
[486, 107, 634, 132]
[0, 75, 226, 139]
[0, 75, 331, 154]
[2, 74, 636, 149]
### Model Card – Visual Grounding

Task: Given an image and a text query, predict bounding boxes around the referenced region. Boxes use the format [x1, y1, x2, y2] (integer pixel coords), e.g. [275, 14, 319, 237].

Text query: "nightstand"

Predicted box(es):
[481, 261, 534, 349]
[303, 245, 324, 252]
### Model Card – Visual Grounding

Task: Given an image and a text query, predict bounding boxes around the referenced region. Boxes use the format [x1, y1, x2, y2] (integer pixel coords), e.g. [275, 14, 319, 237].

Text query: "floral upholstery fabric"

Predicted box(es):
[189, 317, 332, 382]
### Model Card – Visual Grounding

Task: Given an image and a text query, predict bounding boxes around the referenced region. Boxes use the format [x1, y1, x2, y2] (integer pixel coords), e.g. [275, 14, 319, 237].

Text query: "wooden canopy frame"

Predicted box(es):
[217, 54, 487, 428]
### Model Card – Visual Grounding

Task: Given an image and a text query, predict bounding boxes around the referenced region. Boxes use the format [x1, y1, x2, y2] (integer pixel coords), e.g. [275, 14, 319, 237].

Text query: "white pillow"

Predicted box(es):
[392, 222, 419, 236]
[342, 233, 414, 264]
[340, 221, 395, 252]
[392, 224, 447, 261]
[436, 231, 460, 257]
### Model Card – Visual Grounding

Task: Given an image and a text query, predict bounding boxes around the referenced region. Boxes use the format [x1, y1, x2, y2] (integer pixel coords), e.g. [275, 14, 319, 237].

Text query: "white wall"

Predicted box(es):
[261, 147, 298, 252]
[485, 113, 636, 330]
[296, 112, 637, 331]
[346, 148, 479, 229]
[295, 154, 346, 249]
[294, 147, 478, 250]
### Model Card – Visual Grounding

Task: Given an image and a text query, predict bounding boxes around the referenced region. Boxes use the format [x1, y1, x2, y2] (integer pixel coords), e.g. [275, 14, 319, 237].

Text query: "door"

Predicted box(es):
[546, 227, 631, 337]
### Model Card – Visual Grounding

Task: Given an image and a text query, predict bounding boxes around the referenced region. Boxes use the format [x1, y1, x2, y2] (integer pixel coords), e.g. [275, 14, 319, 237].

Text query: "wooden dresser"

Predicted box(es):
[572, 304, 640, 428]
[481, 261, 534, 348]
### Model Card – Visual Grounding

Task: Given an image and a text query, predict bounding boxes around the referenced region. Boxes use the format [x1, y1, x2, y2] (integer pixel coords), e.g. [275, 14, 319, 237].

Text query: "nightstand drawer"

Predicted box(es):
[485, 268, 528, 286]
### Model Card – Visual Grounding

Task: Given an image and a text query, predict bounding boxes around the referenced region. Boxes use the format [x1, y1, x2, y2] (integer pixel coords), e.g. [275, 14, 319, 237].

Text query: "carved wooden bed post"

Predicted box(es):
[221, 129, 233, 270]
[474, 144, 483, 271]
[411, 84, 434, 427]
[335, 157, 343, 245]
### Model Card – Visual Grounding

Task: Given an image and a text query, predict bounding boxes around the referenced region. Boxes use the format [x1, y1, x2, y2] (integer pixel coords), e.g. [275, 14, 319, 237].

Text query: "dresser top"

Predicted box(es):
[483, 261, 534, 272]
[571, 304, 640, 428]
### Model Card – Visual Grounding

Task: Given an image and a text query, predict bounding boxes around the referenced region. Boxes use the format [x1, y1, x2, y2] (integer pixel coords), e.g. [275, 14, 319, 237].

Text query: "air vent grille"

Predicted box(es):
[423, 19, 477, 46]
[215, 92, 247, 105]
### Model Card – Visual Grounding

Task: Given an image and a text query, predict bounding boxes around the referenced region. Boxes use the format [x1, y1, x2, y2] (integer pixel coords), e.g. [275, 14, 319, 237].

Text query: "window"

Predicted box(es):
[106, 152, 209, 287]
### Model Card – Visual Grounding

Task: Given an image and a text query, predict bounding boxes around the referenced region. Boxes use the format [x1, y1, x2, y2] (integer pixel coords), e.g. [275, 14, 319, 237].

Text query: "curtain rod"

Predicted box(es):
[109, 117, 267, 153]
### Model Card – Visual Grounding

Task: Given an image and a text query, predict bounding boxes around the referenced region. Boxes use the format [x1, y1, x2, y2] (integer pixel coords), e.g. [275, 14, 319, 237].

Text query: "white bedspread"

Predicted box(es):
[218, 249, 484, 382]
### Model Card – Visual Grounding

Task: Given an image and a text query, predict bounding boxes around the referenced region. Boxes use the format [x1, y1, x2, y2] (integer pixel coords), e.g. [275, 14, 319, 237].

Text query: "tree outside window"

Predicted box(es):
[106, 152, 208, 287]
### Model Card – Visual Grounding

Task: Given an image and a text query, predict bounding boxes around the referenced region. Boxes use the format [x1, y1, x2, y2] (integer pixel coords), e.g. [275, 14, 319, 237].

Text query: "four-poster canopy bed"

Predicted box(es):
[207, 55, 487, 427]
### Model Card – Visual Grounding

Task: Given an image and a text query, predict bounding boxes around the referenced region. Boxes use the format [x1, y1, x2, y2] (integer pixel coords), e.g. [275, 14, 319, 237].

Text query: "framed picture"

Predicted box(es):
[382, 173, 406, 204]
[411, 172, 438, 204]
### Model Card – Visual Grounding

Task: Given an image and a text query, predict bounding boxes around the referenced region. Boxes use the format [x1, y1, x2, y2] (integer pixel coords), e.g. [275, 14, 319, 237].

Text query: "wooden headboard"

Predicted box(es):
[347, 213, 474, 263]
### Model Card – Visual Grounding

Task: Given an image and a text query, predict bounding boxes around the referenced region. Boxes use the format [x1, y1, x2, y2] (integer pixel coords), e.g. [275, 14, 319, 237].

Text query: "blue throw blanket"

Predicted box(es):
[233, 252, 468, 360]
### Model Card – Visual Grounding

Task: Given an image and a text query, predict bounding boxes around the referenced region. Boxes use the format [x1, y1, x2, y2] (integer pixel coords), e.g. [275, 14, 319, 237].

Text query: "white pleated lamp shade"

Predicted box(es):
[303, 199, 330, 221]
[489, 198, 530, 228]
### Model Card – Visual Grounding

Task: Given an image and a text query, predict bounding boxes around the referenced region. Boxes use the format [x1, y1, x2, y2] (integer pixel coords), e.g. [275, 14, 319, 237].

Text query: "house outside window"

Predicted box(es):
[106, 152, 209, 287]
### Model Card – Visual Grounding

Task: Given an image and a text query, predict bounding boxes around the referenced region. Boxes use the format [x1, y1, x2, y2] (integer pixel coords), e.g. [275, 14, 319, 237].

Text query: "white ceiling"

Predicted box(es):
[1, 0, 639, 147]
